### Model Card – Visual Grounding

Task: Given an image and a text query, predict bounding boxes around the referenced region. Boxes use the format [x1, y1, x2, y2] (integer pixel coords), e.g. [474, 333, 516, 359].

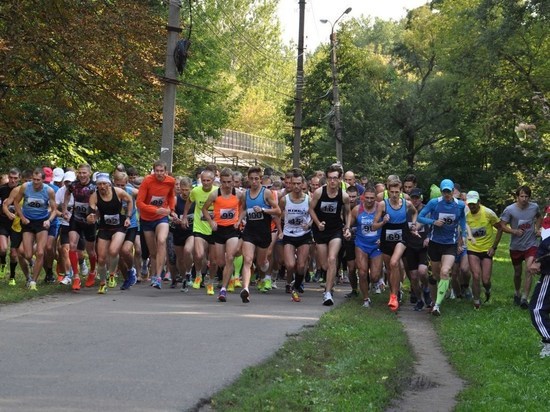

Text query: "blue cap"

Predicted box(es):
[440, 179, 454, 192]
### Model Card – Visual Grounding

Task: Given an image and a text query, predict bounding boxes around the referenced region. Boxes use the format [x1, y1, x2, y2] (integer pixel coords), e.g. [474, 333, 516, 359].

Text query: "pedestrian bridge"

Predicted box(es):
[195, 129, 288, 170]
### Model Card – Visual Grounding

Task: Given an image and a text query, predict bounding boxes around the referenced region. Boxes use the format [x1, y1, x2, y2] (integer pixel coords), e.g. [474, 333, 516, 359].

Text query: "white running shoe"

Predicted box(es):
[80, 260, 89, 277]
[60, 275, 72, 286]
[322, 291, 334, 306]
[541, 343, 550, 358]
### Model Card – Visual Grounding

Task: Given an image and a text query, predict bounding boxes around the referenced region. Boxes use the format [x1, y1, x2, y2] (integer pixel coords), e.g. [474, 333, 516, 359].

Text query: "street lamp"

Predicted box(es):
[321, 6, 352, 166]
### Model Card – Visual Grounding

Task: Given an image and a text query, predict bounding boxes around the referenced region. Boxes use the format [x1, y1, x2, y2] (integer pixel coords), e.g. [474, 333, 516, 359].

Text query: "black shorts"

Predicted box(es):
[283, 232, 312, 248]
[213, 225, 240, 245]
[97, 227, 126, 241]
[312, 227, 343, 245]
[22, 218, 48, 234]
[404, 247, 428, 271]
[10, 229, 22, 249]
[467, 250, 493, 260]
[173, 230, 193, 247]
[342, 239, 356, 261]
[69, 218, 97, 242]
[242, 228, 271, 249]
[0, 222, 10, 237]
[427, 241, 457, 262]
[59, 225, 71, 245]
[124, 227, 138, 243]
[194, 232, 214, 245]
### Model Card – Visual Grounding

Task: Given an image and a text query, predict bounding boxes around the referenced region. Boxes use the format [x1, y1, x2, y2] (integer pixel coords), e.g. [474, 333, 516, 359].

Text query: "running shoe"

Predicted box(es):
[362, 298, 371, 308]
[120, 276, 133, 290]
[181, 280, 189, 293]
[107, 274, 117, 288]
[295, 283, 304, 294]
[463, 287, 473, 300]
[170, 278, 177, 289]
[431, 304, 441, 316]
[218, 289, 227, 302]
[388, 293, 399, 312]
[60, 275, 72, 286]
[484, 288, 491, 303]
[513, 295, 521, 306]
[8, 278, 16, 286]
[206, 283, 214, 295]
[473, 301, 481, 310]
[80, 260, 89, 276]
[234, 278, 242, 288]
[240, 288, 250, 303]
[540, 343, 550, 358]
[271, 281, 278, 289]
[414, 300, 425, 311]
[227, 278, 235, 292]
[423, 288, 432, 306]
[57, 274, 64, 283]
[128, 268, 137, 286]
[373, 284, 382, 294]
[257, 279, 266, 291]
[85, 272, 96, 288]
[345, 290, 358, 298]
[263, 278, 272, 291]
[322, 291, 334, 306]
[153, 276, 162, 289]
[28, 280, 37, 291]
[72, 277, 81, 291]
[291, 290, 301, 302]
[44, 274, 56, 284]
[192, 276, 202, 289]
[285, 284, 292, 294]
[97, 283, 107, 294]
[520, 298, 529, 309]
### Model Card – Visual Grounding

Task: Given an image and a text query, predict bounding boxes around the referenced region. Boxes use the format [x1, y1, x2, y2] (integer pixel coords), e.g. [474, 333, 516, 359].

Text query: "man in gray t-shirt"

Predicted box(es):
[500, 185, 541, 308]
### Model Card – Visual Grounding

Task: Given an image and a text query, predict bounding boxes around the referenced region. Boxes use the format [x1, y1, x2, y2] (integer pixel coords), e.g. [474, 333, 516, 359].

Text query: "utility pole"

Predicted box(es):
[160, 0, 182, 172]
[292, 0, 305, 169]
[321, 7, 351, 166]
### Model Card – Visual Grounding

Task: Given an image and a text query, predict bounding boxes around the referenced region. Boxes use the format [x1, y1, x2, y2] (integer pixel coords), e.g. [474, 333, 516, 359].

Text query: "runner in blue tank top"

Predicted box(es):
[13, 168, 57, 291]
[418, 179, 467, 316]
[348, 185, 383, 307]
[372, 178, 419, 312]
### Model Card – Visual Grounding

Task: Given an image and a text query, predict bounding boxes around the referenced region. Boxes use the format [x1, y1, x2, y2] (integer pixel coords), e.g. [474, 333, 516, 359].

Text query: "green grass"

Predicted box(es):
[210, 297, 414, 412]
[0, 272, 68, 304]
[435, 234, 550, 411]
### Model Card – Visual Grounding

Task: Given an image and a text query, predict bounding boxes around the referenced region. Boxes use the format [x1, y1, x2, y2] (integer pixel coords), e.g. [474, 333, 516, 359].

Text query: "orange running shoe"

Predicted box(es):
[388, 293, 399, 312]
[85, 272, 96, 288]
[72, 277, 81, 291]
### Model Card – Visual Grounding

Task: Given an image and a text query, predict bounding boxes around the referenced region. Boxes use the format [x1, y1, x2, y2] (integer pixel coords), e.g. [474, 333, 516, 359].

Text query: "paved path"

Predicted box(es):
[0, 281, 333, 412]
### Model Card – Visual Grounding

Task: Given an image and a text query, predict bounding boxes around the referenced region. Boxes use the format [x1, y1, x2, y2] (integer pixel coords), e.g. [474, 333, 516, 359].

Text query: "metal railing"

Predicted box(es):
[207, 129, 287, 159]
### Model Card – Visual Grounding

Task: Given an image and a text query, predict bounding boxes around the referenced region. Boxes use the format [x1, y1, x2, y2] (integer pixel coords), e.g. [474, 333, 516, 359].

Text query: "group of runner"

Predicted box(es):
[0, 162, 546, 319]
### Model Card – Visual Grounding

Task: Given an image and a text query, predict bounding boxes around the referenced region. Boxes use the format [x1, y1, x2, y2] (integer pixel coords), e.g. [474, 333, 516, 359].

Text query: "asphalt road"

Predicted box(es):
[0, 279, 336, 412]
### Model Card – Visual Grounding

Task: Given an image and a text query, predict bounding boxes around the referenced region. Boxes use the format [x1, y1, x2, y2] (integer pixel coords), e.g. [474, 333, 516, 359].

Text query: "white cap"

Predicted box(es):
[63, 171, 76, 182]
[53, 167, 65, 183]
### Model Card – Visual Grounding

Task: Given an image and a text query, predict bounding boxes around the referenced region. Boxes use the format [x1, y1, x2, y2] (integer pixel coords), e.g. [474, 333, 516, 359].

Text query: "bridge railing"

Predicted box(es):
[207, 129, 287, 159]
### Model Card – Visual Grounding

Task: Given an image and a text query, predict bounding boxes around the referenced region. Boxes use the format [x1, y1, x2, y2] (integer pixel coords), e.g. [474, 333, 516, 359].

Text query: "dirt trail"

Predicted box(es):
[386, 308, 465, 412]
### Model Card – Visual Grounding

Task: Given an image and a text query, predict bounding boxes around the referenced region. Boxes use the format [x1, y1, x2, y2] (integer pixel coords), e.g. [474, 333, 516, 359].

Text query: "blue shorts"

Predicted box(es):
[48, 220, 60, 238]
[355, 241, 382, 259]
[140, 216, 169, 232]
[455, 247, 467, 263]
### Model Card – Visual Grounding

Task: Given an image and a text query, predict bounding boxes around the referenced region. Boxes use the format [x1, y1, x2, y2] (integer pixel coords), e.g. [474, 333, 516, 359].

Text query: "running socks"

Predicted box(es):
[436, 279, 450, 305]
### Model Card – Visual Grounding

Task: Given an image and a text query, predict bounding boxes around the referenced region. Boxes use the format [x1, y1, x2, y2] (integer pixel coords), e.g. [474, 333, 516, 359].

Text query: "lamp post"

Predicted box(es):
[321, 7, 351, 166]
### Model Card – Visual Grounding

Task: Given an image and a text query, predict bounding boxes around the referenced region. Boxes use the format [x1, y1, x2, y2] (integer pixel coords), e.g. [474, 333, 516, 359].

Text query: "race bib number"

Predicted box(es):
[320, 201, 337, 214]
[103, 214, 120, 226]
[220, 208, 236, 220]
[247, 207, 264, 221]
[471, 227, 487, 238]
[385, 229, 402, 242]
[288, 217, 303, 226]
[74, 201, 89, 219]
[150, 196, 165, 207]
[27, 197, 45, 208]
[438, 212, 456, 225]
[517, 219, 532, 231]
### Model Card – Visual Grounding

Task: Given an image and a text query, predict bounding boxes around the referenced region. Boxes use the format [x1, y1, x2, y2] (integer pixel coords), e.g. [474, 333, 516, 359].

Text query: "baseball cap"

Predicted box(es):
[63, 171, 76, 182]
[43, 167, 53, 183]
[52, 167, 64, 183]
[466, 191, 480, 204]
[410, 188, 423, 198]
[440, 179, 454, 192]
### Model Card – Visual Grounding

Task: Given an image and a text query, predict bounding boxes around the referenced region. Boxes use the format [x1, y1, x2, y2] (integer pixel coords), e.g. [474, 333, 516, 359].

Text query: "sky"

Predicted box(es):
[277, 0, 428, 51]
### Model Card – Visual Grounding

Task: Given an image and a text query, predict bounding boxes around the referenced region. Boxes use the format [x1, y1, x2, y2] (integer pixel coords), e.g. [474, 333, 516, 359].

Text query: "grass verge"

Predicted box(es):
[210, 297, 414, 411]
[435, 234, 550, 411]
[0, 275, 69, 304]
